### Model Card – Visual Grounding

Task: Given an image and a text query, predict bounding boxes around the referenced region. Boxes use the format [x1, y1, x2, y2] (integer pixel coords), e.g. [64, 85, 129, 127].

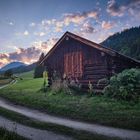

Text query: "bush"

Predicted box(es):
[97, 78, 109, 87]
[51, 79, 72, 95]
[104, 68, 140, 102]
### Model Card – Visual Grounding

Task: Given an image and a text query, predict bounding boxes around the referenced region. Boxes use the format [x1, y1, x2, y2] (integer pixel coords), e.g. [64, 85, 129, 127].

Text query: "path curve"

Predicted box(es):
[0, 80, 17, 89]
[0, 116, 72, 140]
[0, 97, 140, 140]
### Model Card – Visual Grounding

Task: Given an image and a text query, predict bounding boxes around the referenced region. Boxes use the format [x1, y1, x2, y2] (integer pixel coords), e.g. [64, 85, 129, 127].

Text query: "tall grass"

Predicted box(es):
[0, 127, 26, 140]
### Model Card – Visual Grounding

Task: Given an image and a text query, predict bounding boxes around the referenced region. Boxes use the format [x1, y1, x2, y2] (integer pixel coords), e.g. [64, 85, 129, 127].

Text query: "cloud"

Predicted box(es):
[98, 34, 109, 43]
[86, 11, 99, 18]
[0, 53, 10, 68]
[34, 32, 46, 37]
[33, 38, 58, 53]
[23, 30, 29, 36]
[9, 22, 14, 26]
[0, 47, 41, 68]
[8, 47, 41, 64]
[39, 32, 46, 36]
[39, 10, 100, 33]
[55, 26, 63, 32]
[63, 10, 99, 26]
[63, 13, 86, 25]
[80, 21, 95, 34]
[0, 62, 4, 67]
[54, 21, 64, 32]
[0, 37, 58, 68]
[0, 54, 9, 59]
[107, 0, 125, 17]
[101, 21, 115, 30]
[107, 0, 140, 17]
[41, 19, 56, 26]
[29, 22, 36, 27]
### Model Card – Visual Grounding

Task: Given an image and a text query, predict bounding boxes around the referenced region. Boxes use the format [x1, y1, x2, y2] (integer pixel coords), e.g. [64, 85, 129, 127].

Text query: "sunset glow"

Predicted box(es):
[0, 0, 140, 67]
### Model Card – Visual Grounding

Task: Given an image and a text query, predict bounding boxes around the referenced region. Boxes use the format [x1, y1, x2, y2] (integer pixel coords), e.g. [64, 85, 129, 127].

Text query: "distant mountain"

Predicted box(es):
[101, 26, 140, 60]
[0, 62, 37, 74]
[10, 62, 37, 74]
[0, 62, 26, 72]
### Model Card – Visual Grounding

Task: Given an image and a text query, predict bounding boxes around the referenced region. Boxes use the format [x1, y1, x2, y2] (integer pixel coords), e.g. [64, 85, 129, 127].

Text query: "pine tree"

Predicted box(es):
[34, 53, 45, 78]
[101, 26, 140, 60]
[38, 53, 45, 64]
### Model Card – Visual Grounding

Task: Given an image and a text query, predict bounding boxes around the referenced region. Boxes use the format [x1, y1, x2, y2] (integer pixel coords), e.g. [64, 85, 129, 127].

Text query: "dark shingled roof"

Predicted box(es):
[40, 31, 140, 65]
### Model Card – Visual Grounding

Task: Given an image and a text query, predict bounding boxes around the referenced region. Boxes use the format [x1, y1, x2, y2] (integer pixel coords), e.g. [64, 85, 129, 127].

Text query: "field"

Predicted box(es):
[0, 71, 140, 130]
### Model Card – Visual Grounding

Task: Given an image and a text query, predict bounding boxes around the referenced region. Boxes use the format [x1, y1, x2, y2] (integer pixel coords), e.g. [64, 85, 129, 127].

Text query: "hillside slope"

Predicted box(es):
[0, 62, 36, 74]
[0, 62, 26, 71]
[11, 62, 36, 74]
[101, 26, 140, 60]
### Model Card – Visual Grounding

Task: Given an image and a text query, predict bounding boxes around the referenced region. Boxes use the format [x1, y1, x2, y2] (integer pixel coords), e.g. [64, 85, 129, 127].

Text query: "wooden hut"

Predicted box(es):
[39, 31, 140, 90]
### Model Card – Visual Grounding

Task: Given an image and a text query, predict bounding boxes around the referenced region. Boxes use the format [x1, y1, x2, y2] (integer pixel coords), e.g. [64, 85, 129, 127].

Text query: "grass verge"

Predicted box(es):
[0, 127, 27, 140]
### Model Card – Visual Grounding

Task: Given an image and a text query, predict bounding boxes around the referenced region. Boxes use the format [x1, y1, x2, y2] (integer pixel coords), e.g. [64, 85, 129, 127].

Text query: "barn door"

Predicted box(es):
[64, 51, 83, 78]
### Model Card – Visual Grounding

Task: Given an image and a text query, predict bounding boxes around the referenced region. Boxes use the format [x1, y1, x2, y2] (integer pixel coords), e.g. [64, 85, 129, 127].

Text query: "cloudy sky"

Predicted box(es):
[0, 0, 140, 68]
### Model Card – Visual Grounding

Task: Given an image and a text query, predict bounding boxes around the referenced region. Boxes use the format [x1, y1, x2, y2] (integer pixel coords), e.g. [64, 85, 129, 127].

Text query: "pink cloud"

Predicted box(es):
[107, 0, 140, 17]
[0, 38, 58, 68]
[101, 21, 115, 30]
[63, 10, 99, 25]
[80, 21, 95, 34]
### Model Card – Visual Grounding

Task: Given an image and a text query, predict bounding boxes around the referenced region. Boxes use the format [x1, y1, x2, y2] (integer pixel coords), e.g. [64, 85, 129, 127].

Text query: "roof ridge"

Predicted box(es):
[40, 31, 140, 65]
[65, 31, 140, 63]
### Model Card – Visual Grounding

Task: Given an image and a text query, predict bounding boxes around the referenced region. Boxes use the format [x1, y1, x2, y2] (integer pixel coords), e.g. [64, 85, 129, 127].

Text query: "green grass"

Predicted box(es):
[0, 107, 121, 140]
[0, 127, 27, 140]
[0, 71, 140, 131]
[17, 70, 34, 79]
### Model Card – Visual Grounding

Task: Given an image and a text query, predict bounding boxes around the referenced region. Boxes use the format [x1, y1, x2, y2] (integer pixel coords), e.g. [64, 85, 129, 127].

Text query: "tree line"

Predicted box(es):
[102, 26, 140, 60]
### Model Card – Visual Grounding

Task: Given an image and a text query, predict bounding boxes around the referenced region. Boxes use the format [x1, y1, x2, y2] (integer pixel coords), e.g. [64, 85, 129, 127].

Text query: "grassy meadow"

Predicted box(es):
[0, 71, 140, 130]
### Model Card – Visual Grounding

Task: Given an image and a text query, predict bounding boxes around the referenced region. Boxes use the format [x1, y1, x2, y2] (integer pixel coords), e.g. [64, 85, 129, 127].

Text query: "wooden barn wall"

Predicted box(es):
[44, 42, 64, 77]
[81, 43, 109, 82]
[44, 38, 83, 78]
[44, 37, 110, 82]
[110, 55, 140, 74]
[41, 36, 140, 90]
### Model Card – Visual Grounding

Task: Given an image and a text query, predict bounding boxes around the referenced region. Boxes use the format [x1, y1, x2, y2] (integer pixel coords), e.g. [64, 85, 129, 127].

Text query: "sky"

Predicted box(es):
[0, 0, 140, 68]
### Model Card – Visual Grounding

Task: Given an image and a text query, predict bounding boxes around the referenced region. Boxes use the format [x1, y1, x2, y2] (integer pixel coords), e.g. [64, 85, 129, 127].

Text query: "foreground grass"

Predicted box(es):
[0, 71, 140, 131]
[0, 107, 120, 140]
[0, 127, 26, 140]
[16, 70, 34, 79]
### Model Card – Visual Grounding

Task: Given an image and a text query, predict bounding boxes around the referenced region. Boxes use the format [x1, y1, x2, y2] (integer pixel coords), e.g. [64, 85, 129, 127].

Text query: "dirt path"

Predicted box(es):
[0, 116, 73, 140]
[0, 98, 140, 140]
[0, 80, 17, 89]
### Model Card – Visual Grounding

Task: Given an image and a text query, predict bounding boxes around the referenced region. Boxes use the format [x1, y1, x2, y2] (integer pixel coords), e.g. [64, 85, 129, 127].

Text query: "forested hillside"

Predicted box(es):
[101, 26, 140, 60]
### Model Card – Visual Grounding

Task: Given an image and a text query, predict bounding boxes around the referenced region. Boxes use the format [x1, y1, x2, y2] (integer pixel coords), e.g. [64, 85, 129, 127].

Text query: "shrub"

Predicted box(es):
[51, 79, 72, 95]
[104, 68, 140, 102]
[97, 78, 109, 87]
[69, 79, 83, 94]
[88, 81, 94, 96]
[51, 79, 63, 94]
